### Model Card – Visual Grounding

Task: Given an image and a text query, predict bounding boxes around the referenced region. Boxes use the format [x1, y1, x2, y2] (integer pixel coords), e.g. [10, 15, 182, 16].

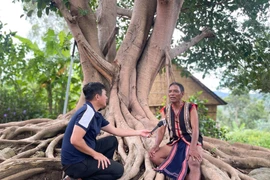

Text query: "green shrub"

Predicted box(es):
[226, 129, 270, 149]
[200, 117, 228, 140]
[0, 88, 47, 123]
[189, 91, 227, 140]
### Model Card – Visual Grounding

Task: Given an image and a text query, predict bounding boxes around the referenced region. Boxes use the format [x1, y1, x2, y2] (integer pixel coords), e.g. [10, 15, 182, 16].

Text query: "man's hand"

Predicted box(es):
[93, 152, 111, 169]
[187, 146, 202, 162]
[148, 146, 160, 158]
[138, 129, 152, 138]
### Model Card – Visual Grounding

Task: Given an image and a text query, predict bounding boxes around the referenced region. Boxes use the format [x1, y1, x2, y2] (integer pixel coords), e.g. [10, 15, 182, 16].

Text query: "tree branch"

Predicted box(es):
[53, 0, 115, 84]
[80, 41, 115, 84]
[169, 27, 215, 59]
[165, 48, 175, 86]
[53, 0, 76, 23]
[116, 0, 157, 109]
[102, 26, 119, 57]
[181, 0, 228, 13]
[117, 7, 132, 18]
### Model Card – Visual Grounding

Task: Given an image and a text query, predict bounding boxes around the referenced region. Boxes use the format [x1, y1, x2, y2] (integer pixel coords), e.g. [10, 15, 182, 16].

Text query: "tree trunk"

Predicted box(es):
[0, 0, 270, 180]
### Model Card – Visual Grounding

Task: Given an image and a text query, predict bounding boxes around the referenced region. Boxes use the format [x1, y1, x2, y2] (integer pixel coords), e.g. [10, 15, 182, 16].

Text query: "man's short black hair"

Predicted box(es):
[169, 82, 184, 92]
[83, 82, 106, 101]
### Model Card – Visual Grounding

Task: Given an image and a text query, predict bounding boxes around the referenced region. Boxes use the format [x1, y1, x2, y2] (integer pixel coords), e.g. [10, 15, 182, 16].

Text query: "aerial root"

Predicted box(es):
[201, 158, 230, 180]
[2, 167, 45, 180]
[45, 134, 64, 158]
[0, 158, 61, 179]
[203, 151, 241, 180]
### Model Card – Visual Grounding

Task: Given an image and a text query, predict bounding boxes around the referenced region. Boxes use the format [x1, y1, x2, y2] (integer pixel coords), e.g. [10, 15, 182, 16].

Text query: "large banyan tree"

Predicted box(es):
[1, 0, 270, 179]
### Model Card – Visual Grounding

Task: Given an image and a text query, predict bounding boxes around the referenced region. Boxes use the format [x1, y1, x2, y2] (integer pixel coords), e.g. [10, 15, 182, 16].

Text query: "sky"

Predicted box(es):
[0, 1, 226, 92]
[0, 1, 31, 37]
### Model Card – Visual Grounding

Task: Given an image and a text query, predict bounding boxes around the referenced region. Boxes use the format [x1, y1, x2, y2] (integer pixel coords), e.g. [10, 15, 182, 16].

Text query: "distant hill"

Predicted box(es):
[250, 93, 265, 100]
[214, 91, 264, 100]
[214, 91, 229, 98]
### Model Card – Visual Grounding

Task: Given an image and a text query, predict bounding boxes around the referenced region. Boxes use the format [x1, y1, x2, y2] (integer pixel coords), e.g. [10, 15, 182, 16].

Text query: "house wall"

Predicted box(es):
[206, 105, 217, 120]
[148, 65, 222, 120]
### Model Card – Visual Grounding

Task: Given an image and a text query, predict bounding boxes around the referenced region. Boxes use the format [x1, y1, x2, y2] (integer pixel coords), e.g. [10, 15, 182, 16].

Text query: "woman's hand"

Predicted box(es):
[138, 129, 152, 138]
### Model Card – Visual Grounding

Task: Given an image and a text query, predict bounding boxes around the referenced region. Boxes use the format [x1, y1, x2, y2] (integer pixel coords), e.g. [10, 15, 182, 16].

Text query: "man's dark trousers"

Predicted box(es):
[64, 136, 124, 180]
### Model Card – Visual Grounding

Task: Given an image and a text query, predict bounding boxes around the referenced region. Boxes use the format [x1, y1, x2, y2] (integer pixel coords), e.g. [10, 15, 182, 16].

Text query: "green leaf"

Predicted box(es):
[27, 10, 34, 17]
[15, 35, 43, 56]
[46, 7, 50, 15]
[37, 10, 42, 18]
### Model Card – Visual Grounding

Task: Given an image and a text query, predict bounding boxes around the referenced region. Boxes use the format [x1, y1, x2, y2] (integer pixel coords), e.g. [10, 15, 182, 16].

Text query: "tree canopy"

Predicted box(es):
[173, 1, 270, 93]
[18, 0, 270, 92]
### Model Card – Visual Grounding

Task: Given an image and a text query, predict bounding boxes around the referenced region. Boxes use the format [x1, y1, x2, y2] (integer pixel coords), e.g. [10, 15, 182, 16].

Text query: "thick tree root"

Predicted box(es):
[201, 136, 270, 179]
[1, 118, 270, 180]
[0, 158, 61, 180]
[202, 158, 231, 180]
[3, 168, 45, 180]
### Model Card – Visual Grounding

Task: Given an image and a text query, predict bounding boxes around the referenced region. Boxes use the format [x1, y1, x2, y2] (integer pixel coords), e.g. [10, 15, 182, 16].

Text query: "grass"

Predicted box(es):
[226, 129, 270, 149]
